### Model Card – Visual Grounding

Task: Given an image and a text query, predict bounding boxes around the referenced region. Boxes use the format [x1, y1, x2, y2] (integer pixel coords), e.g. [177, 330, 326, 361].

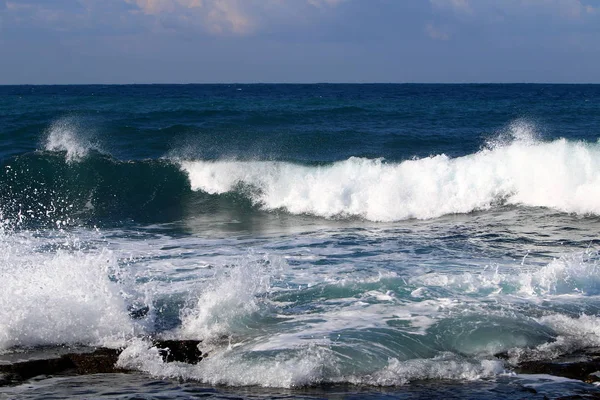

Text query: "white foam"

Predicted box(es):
[118, 339, 335, 387]
[178, 253, 286, 342]
[117, 339, 504, 387]
[501, 313, 600, 364]
[533, 314, 600, 358]
[411, 250, 600, 298]
[178, 125, 600, 221]
[349, 355, 504, 386]
[44, 117, 99, 162]
[0, 231, 135, 351]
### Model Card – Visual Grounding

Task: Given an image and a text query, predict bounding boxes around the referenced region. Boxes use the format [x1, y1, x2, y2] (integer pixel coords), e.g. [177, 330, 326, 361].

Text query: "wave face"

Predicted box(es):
[3, 133, 600, 226]
[0, 152, 192, 227]
[179, 135, 600, 221]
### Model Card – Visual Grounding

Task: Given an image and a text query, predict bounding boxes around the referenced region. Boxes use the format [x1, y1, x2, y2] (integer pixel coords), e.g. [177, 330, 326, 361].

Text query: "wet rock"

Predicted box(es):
[153, 339, 202, 364]
[0, 340, 203, 386]
[0, 347, 124, 385]
[128, 305, 150, 319]
[67, 348, 124, 374]
[508, 350, 600, 384]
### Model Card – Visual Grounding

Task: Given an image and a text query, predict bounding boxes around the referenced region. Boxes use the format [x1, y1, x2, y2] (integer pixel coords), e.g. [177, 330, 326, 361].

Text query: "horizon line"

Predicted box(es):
[1, 82, 600, 86]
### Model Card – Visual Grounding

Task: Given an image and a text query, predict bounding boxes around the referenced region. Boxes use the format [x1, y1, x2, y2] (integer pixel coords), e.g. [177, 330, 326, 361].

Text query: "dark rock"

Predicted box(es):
[66, 348, 124, 374]
[513, 354, 600, 384]
[128, 305, 150, 319]
[153, 340, 202, 364]
[0, 347, 125, 385]
[0, 340, 203, 386]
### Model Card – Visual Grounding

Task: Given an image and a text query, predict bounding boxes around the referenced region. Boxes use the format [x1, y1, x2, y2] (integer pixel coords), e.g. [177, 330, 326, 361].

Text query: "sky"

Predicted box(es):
[1, 0, 599, 84]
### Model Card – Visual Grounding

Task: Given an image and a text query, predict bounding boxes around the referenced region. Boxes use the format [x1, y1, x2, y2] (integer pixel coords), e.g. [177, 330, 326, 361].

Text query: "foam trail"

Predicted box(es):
[44, 117, 99, 162]
[179, 131, 600, 221]
[411, 250, 600, 297]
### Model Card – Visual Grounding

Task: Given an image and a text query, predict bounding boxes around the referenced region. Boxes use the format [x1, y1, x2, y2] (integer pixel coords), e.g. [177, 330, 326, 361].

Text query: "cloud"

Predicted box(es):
[307, 0, 347, 8]
[4, 0, 83, 29]
[1, 0, 351, 38]
[124, 0, 254, 35]
[425, 22, 450, 40]
[124, 0, 348, 36]
[520, 0, 585, 19]
[430, 0, 472, 15]
[430, 0, 600, 21]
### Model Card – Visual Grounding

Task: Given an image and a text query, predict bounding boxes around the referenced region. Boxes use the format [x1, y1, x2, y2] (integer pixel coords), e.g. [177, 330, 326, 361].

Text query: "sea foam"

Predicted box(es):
[411, 249, 600, 297]
[179, 132, 600, 221]
[178, 252, 285, 342]
[0, 231, 134, 351]
[117, 338, 504, 387]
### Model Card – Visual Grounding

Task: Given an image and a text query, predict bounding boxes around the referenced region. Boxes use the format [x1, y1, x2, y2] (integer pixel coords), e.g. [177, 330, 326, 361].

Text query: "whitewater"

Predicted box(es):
[180, 135, 600, 221]
[1, 84, 600, 399]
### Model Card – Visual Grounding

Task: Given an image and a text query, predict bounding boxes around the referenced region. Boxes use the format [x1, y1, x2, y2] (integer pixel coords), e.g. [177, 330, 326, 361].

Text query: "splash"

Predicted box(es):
[178, 253, 285, 342]
[44, 117, 100, 162]
[0, 231, 135, 351]
[117, 339, 504, 388]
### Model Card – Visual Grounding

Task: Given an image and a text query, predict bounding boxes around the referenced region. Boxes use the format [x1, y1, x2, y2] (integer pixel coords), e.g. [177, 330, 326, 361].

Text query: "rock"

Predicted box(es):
[509, 351, 600, 384]
[66, 348, 124, 374]
[0, 339, 203, 386]
[128, 305, 150, 319]
[153, 340, 202, 364]
[0, 347, 124, 385]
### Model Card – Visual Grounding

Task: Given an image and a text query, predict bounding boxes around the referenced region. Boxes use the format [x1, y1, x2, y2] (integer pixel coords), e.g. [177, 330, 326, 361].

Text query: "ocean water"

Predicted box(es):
[1, 84, 600, 399]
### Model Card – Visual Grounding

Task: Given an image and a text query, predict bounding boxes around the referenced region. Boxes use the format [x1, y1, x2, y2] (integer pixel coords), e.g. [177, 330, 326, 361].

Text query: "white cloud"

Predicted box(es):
[125, 0, 254, 35]
[430, 0, 472, 15]
[521, 0, 584, 19]
[425, 22, 450, 40]
[307, 0, 347, 8]
[124, 0, 348, 36]
[431, 0, 599, 20]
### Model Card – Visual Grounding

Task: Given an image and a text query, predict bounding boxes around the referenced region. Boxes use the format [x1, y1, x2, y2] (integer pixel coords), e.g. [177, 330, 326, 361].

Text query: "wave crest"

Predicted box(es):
[179, 136, 600, 221]
[44, 117, 101, 162]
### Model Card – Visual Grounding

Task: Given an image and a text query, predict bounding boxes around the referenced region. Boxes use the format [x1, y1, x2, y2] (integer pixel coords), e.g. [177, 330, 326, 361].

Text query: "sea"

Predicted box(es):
[1, 84, 600, 399]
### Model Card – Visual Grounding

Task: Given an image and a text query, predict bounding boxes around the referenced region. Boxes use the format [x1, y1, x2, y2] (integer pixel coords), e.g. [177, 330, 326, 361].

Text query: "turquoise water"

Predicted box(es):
[1, 84, 600, 398]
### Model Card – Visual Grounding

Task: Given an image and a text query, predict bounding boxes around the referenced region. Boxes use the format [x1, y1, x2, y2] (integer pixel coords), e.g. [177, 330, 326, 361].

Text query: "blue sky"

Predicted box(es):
[1, 0, 599, 83]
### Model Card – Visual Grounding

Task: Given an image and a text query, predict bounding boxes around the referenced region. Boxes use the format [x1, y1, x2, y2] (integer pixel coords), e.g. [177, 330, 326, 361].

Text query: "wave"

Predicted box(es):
[117, 339, 503, 387]
[410, 249, 600, 297]
[179, 134, 600, 221]
[112, 247, 600, 387]
[0, 152, 193, 227]
[2, 223, 599, 386]
[3, 120, 600, 225]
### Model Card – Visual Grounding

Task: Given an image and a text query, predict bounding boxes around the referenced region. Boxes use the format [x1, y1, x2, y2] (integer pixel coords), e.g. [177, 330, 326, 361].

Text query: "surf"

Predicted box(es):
[178, 134, 600, 221]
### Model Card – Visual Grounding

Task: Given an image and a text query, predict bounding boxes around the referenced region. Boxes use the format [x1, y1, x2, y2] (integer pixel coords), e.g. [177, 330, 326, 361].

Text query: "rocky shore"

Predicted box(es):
[2, 343, 600, 395]
[0, 340, 202, 386]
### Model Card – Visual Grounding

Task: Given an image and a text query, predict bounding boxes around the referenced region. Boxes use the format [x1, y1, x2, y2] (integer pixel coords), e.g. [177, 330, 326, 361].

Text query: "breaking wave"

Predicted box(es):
[3, 121, 600, 226]
[180, 133, 600, 221]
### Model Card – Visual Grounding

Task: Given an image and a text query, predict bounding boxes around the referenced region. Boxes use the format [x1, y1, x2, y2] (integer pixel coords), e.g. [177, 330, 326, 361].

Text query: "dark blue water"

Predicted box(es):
[2, 84, 598, 162]
[1, 84, 600, 399]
